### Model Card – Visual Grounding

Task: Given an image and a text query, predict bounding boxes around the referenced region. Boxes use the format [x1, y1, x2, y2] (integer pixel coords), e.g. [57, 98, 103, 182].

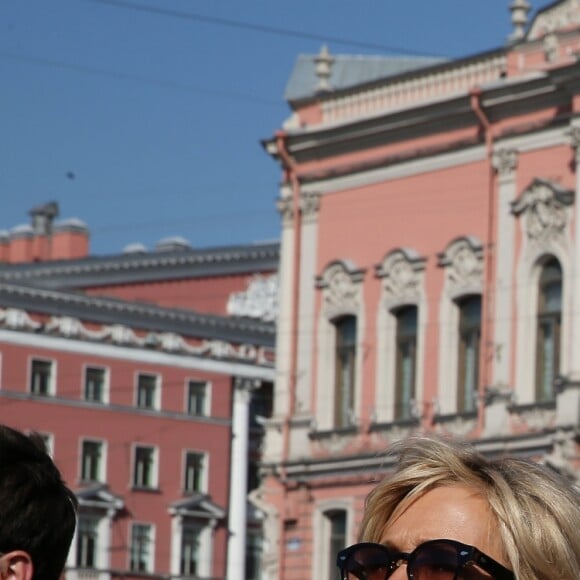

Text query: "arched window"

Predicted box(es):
[334, 316, 357, 428]
[536, 258, 562, 401]
[394, 306, 417, 420]
[456, 295, 481, 412]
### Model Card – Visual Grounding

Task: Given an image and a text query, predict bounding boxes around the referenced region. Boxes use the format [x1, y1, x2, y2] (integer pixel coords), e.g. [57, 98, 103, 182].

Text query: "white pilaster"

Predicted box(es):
[491, 148, 518, 387]
[569, 126, 580, 379]
[226, 378, 256, 580]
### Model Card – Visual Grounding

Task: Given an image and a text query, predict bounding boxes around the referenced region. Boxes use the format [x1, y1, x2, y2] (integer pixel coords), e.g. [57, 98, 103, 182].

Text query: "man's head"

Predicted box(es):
[0, 425, 77, 580]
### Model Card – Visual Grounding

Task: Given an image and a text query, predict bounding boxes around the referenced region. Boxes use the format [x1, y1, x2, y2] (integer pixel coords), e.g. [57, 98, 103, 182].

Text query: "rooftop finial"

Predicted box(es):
[509, 0, 531, 42]
[314, 45, 334, 93]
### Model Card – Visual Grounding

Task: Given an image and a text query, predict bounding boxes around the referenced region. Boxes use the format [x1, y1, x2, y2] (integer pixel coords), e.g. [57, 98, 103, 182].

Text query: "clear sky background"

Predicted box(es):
[1, 0, 546, 256]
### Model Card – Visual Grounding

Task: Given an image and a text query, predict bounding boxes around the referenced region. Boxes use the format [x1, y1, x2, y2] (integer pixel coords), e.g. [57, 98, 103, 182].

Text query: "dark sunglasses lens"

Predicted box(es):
[343, 546, 392, 580]
[410, 542, 459, 580]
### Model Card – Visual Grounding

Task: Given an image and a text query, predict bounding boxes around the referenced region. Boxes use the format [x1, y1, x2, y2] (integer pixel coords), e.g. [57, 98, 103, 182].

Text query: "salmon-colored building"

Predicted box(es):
[0, 202, 278, 580]
[261, 2, 580, 579]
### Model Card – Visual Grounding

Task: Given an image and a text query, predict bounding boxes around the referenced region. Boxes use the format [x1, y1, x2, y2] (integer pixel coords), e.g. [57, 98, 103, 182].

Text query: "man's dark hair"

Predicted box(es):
[0, 425, 78, 580]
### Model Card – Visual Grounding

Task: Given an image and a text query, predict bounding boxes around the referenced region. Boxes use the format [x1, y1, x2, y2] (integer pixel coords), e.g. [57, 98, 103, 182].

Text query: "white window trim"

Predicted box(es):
[312, 500, 353, 580]
[131, 444, 159, 490]
[70, 513, 111, 571]
[315, 261, 365, 431]
[134, 371, 161, 411]
[182, 449, 208, 494]
[375, 248, 427, 423]
[28, 356, 56, 396]
[129, 522, 155, 574]
[185, 379, 211, 417]
[79, 437, 107, 484]
[512, 179, 573, 404]
[82, 364, 110, 404]
[437, 237, 484, 415]
[170, 517, 213, 578]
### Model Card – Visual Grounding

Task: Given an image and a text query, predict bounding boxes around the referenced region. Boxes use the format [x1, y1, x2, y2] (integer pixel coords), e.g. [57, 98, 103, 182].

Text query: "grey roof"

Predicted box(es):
[0, 282, 275, 347]
[285, 54, 447, 103]
[0, 241, 280, 290]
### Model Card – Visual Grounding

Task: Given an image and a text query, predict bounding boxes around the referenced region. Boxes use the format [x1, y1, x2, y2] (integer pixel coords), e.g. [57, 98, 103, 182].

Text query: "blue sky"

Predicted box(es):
[1, 0, 541, 255]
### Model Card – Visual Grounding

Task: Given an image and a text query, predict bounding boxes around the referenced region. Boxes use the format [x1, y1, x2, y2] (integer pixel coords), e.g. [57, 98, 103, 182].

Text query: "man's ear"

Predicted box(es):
[0, 551, 33, 580]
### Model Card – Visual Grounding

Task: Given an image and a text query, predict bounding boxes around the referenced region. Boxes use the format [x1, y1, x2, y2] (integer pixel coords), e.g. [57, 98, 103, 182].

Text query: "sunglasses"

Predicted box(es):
[336, 539, 515, 580]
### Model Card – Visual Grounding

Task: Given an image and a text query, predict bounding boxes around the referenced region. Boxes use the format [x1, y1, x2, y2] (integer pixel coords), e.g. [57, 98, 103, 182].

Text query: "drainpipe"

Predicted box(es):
[274, 130, 302, 580]
[470, 88, 495, 432]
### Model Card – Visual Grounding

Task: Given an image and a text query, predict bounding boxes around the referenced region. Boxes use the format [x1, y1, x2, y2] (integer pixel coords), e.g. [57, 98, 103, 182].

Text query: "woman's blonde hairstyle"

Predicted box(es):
[359, 435, 580, 580]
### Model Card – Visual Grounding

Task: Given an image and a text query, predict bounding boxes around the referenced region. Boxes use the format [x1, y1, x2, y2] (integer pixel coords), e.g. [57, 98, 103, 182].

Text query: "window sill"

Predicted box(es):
[369, 417, 420, 432]
[131, 485, 161, 494]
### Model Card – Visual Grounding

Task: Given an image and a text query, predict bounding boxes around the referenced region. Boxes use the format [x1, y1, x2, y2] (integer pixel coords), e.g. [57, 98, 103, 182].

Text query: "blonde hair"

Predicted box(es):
[360, 436, 580, 580]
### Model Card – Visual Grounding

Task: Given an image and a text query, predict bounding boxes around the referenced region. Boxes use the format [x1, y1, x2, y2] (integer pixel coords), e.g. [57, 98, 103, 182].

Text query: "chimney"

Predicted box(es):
[29, 201, 59, 236]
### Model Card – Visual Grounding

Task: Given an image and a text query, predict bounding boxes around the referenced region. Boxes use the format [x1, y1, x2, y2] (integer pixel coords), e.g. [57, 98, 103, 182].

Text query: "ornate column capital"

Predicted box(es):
[492, 148, 518, 177]
[276, 197, 294, 228]
[568, 125, 580, 157]
[299, 191, 321, 224]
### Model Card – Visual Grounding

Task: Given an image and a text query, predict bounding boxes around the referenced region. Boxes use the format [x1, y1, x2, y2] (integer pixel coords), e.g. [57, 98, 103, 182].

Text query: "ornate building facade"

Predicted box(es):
[0, 203, 279, 580]
[261, 2, 580, 579]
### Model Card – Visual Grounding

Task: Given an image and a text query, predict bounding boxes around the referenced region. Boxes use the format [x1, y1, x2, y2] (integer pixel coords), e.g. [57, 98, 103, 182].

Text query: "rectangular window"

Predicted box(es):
[245, 530, 263, 580]
[394, 306, 418, 420]
[81, 440, 104, 483]
[184, 451, 205, 493]
[84, 366, 106, 403]
[186, 380, 208, 416]
[137, 373, 158, 410]
[457, 296, 482, 413]
[334, 316, 357, 428]
[133, 446, 157, 489]
[30, 359, 54, 396]
[326, 511, 346, 580]
[130, 523, 153, 573]
[180, 524, 201, 576]
[76, 515, 99, 569]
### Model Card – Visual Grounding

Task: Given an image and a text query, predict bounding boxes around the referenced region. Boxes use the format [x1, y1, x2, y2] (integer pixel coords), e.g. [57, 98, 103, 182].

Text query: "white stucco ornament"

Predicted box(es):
[227, 274, 278, 323]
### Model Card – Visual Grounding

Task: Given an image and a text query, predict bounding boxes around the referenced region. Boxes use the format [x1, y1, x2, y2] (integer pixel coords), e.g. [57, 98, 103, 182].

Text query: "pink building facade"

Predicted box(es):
[261, 2, 580, 579]
[0, 203, 279, 580]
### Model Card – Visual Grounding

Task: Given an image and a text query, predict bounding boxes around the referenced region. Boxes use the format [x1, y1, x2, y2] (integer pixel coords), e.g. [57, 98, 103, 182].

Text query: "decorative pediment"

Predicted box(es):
[75, 484, 124, 512]
[438, 236, 484, 295]
[316, 260, 365, 319]
[169, 493, 226, 520]
[375, 248, 426, 307]
[527, 0, 580, 41]
[511, 178, 574, 242]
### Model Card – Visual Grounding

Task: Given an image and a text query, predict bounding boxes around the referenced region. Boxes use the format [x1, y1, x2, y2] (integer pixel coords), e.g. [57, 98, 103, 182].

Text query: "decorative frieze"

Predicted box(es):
[0, 309, 273, 365]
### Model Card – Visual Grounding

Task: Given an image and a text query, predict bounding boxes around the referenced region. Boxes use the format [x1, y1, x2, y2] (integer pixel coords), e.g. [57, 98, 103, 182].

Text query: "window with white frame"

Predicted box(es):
[136, 373, 158, 410]
[133, 445, 157, 489]
[81, 440, 105, 483]
[186, 380, 208, 416]
[180, 523, 202, 576]
[456, 295, 481, 413]
[394, 305, 417, 420]
[84, 366, 107, 403]
[245, 529, 263, 580]
[437, 237, 483, 415]
[535, 258, 562, 401]
[333, 315, 357, 428]
[325, 510, 346, 580]
[30, 358, 54, 396]
[183, 451, 206, 494]
[316, 261, 365, 431]
[76, 515, 99, 568]
[130, 523, 154, 573]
